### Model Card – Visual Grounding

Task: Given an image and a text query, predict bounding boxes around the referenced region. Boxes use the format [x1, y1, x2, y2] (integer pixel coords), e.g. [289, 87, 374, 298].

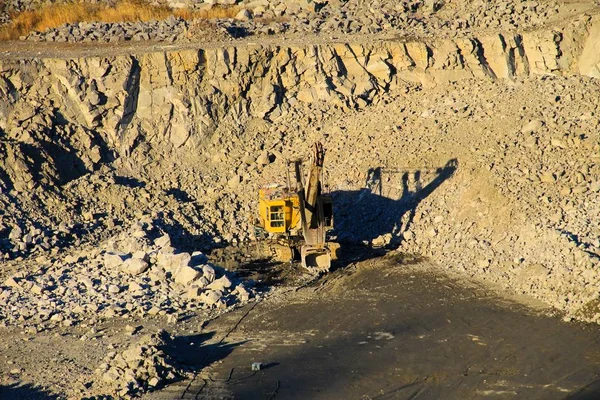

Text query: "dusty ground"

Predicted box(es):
[190, 255, 600, 400]
[5, 248, 600, 399]
[2, 0, 600, 399]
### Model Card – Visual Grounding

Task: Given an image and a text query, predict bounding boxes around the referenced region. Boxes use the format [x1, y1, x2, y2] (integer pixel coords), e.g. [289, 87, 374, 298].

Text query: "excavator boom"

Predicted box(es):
[293, 143, 332, 272]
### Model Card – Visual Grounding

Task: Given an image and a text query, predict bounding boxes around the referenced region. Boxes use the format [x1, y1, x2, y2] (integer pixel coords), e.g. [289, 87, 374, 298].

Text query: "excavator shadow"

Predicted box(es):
[330, 158, 458, 252]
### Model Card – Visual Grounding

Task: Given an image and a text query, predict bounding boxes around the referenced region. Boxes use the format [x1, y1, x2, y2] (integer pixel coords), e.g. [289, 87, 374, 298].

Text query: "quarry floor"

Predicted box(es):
[2, 248, 600, 399]
[141, 250, 600, 400]
[147, 251, 600, 399]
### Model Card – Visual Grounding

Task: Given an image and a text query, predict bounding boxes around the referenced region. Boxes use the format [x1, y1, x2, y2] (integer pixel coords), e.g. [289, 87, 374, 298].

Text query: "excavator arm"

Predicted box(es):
[293, 142, 332, 272]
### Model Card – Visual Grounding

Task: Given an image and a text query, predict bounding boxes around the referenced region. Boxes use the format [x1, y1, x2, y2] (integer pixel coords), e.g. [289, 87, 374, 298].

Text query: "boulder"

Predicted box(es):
[372, 233, 392, 247]
[108, 285, 121, 294]
[187, 286, 202, 300]
[521, 119, 544, 134]
[157, 252, 191, 273]
[123, 258, 150, 276]
[202, 265, 216, 283]
[104, 252, 127, 269]
[235, 8, 253, 21]
[199, 290, 222, 306]
[8, 226, 22, 241]
[132, 251, 149, 262]
[207, 275, 232, 291]
[190, 251, 208, 266]
[154, 234, 171, 249]
[234, 284, 251, 301]
[4, 277, 20, 288]
[174, 265, 200, 285]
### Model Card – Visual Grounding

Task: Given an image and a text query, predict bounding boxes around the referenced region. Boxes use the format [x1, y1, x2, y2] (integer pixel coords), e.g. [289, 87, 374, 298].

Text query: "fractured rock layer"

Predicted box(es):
[1, 16, 600, 323]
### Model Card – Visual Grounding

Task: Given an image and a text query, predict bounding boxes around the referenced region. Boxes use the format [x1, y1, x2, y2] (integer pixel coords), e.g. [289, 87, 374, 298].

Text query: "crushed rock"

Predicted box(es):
[0, 217, 254, 330]
[88, 330, 185, 398]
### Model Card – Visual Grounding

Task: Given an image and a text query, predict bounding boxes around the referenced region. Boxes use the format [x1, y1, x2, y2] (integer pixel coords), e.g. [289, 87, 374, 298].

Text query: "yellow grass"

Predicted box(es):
[0, 0, 239, 40]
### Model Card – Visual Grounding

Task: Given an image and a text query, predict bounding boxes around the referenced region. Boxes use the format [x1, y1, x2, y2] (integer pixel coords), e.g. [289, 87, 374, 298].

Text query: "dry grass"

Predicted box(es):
[0, 0, 239, 40]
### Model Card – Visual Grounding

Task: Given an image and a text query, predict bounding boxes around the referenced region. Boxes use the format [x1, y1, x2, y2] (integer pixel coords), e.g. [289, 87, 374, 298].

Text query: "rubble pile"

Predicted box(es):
[22, 16, 236, 43]
[4, 0, 570, 44]
[0, 221, 74, 261]
[91, 330, 184, 398]
[0, 217, 253, 331]
[0, 166, 218, 262]
[25, 18, 191, 43]
[310, 75, 600, 321]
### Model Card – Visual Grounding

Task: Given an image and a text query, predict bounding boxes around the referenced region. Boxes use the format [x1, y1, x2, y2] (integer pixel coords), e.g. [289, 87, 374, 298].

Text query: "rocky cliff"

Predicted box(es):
[1, 15, 599, 181]
[1, 15, 600, 320]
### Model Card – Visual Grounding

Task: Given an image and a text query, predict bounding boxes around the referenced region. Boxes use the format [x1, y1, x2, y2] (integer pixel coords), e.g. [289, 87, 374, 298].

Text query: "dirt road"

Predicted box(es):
[139, 251, 600, 400]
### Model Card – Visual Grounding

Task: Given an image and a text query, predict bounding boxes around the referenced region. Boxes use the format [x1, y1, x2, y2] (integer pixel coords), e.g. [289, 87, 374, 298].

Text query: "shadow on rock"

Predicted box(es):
[166, 187, 192, 203]
[113, 175, 146, 188]
[152, 211, 220, 252]
[0, 382, 60, 400]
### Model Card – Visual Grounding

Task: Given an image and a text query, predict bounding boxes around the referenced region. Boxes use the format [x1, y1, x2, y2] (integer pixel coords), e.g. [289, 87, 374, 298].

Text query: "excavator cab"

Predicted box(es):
[258, 187, 301, 235]
[265, 202, 287, 232]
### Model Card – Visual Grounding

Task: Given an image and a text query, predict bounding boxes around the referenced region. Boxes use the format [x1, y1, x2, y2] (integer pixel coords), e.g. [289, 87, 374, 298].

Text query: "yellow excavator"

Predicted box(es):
[256, 142, 338, 273]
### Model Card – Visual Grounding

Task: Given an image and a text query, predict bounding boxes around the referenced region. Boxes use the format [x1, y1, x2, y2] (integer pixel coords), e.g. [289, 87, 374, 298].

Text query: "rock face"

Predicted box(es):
[0, 15, 596, 196]
[1, 10, 600, 328]
[1, 15, 599, 160]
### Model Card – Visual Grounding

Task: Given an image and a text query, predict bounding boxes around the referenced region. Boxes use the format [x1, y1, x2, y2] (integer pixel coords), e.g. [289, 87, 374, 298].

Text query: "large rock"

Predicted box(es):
[4, 277, 20, 288]
[234, 284, 251, 302]
[122, 257, 149, 276]
[207, 275, 232, 292]
[174, 265, 200, 285]
[157, 252, 192, 273]
[8, 226, 22, 241]
[235, 8, 252, 21]
[104, 252, 127, 269]
[154, 234, 171, 249]
[187, 286, 203, 300]
[202, 265, 216, 283]
[521, 119, 544, 134]
[579, 19, 600, 78]
[199, 289, 223, 307]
